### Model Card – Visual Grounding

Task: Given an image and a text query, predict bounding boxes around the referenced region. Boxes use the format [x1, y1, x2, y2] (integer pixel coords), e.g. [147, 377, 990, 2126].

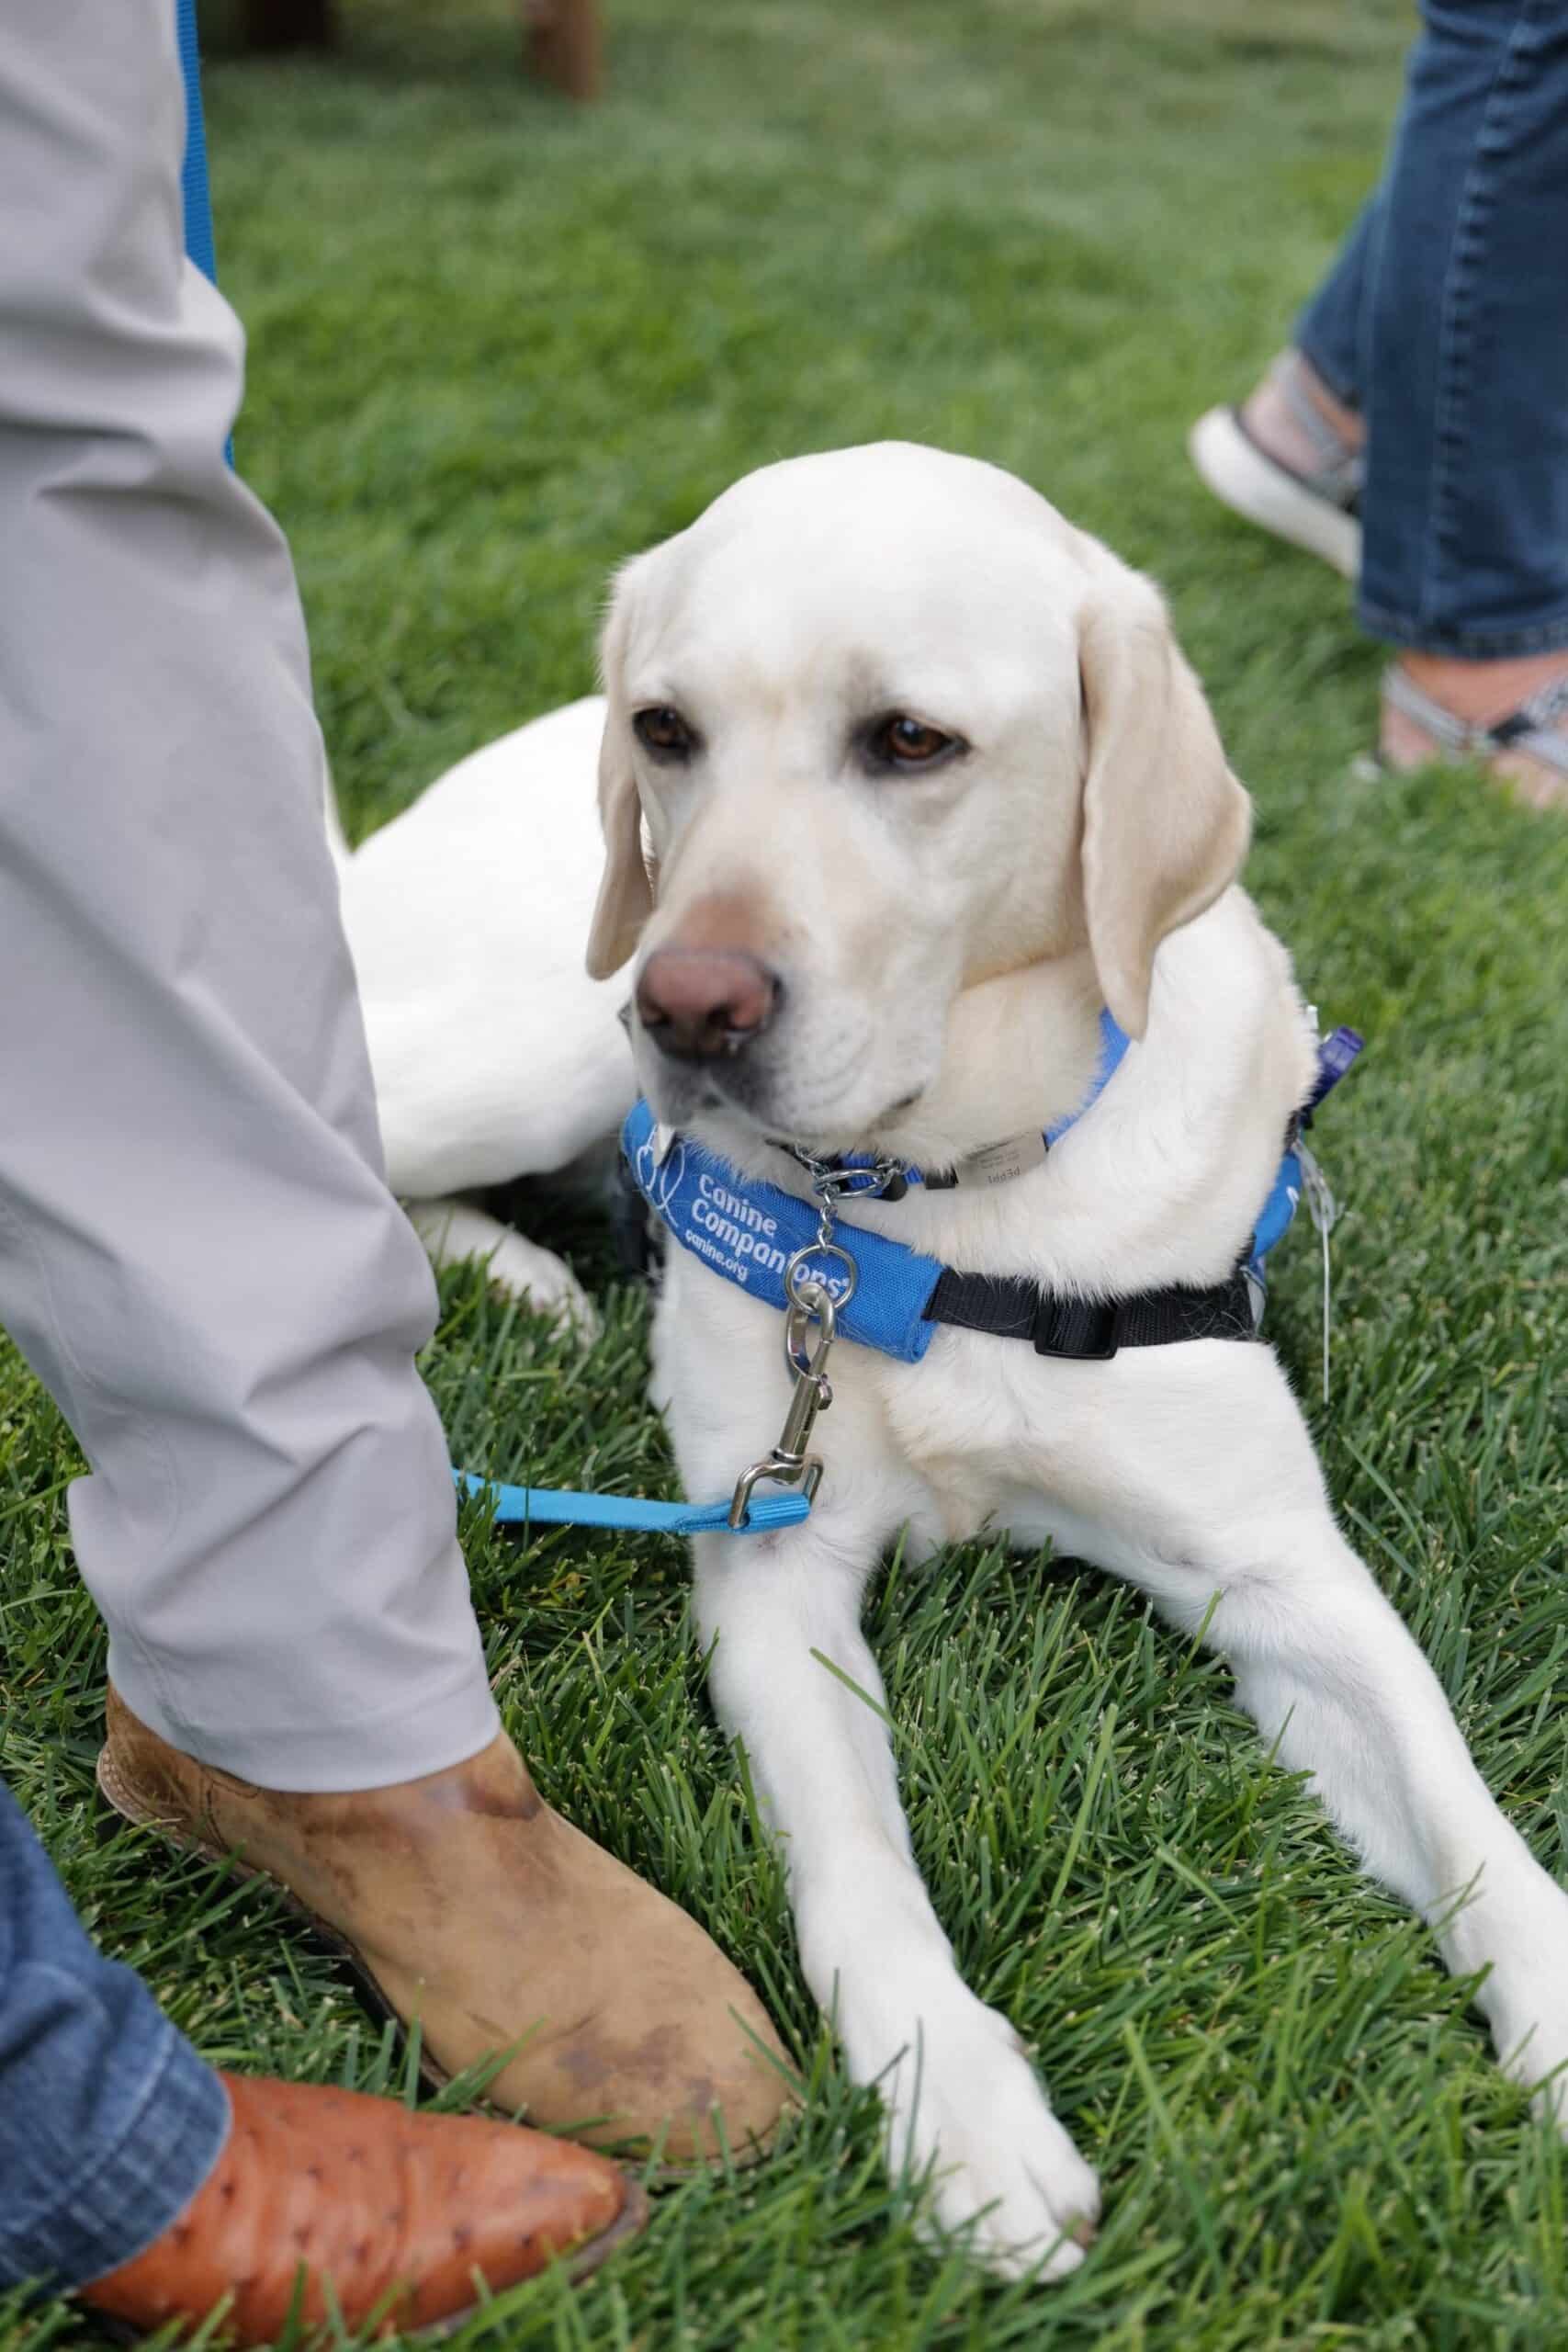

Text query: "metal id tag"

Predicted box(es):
[950, 1132, 1050, 1190]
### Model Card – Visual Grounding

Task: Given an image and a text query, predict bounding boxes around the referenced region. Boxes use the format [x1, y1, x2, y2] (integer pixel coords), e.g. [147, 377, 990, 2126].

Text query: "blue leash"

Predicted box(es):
[455, 1474, 811, 1537]
[175, 0, 219, 287]
[175, 0, 234, 464]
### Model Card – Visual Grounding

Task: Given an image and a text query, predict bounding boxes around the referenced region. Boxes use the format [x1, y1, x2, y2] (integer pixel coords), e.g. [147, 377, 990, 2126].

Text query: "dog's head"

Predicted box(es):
[588, 442, 1249, 1153]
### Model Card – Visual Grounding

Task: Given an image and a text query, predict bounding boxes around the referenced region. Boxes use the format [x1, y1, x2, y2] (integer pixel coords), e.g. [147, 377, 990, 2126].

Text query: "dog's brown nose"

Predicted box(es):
[636, 947, 779, 1062]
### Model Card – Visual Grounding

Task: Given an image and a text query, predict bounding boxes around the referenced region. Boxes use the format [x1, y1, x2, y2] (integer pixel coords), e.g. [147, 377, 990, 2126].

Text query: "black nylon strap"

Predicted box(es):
[922, 1265, 1257, 1358]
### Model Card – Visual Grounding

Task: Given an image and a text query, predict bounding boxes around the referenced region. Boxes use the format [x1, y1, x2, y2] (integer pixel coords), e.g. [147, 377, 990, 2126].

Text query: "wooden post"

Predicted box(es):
[524, 0, 603, 101]
[237, 0, 336, 49]
[227, 0, 602, 97]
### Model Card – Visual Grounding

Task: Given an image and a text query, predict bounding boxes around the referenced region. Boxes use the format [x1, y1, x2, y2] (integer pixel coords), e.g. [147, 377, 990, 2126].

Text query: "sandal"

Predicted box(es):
[1381, 664, 1568, 812]
[1189, 352, 1363, 579]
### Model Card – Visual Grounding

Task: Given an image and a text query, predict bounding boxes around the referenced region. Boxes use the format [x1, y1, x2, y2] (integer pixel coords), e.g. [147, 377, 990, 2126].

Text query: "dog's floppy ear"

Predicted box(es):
[586, 562, 656, 979]
[1077, 571, 1251, 1037]
[585, 741, 652, 979]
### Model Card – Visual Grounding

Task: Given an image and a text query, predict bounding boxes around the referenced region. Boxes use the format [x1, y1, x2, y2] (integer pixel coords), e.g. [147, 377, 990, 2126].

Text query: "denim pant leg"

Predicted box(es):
[1295, 194, 1383, 411]
[1299, 0, 1568, 655]
[0, 1781, 230, 2295]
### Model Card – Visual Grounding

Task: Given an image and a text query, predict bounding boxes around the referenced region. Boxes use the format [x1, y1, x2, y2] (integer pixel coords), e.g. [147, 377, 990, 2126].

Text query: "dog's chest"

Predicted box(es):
[866, 1330, 1083, 1543]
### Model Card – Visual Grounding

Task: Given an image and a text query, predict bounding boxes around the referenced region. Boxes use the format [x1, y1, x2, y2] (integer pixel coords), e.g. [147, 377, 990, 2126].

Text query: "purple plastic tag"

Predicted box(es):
[1309, 1025, 1364, 1109]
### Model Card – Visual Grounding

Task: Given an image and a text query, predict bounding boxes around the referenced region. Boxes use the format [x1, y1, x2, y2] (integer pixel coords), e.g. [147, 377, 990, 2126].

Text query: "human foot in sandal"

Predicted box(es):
[1382, 653, 1568, 812]
[1189, 350, 1364, 578]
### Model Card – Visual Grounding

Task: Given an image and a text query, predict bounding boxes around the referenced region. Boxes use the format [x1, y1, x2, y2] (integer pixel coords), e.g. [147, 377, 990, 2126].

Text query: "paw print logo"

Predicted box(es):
[634, 1121, 687, 1219]
[652, 1137, 687, 1218]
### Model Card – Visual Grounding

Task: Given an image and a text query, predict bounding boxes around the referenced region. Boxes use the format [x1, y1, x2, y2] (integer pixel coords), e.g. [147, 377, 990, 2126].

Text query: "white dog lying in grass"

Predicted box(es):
[337, 443, 1568, 2278]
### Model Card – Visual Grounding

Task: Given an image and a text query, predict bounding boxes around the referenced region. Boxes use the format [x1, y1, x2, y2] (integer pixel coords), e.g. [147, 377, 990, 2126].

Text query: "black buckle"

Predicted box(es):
[1031, 1293, 1120, 1360]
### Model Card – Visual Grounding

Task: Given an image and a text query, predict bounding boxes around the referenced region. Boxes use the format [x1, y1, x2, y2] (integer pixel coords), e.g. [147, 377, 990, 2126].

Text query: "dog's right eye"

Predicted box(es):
[633, 707, 696, 760]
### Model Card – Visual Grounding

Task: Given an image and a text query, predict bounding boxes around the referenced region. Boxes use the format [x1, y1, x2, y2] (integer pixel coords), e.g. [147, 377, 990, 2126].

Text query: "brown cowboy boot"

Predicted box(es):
[79, 2073, 643, 2342]
[98, 1689, 792, 2163]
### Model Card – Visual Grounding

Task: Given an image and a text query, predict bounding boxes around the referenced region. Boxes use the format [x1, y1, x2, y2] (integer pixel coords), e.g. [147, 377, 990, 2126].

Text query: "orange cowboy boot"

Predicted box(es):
[80, 2073, 643, 2341]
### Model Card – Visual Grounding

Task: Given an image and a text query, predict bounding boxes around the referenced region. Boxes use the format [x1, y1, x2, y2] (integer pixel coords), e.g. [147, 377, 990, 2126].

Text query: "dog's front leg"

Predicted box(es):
[692, 1520, 1100, 2278]
[1052, 1347, 1568, 2118]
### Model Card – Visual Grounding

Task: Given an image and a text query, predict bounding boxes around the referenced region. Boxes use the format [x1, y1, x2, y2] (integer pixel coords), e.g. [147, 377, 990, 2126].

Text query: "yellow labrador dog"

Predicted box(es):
[344, 444, 1568, 2278]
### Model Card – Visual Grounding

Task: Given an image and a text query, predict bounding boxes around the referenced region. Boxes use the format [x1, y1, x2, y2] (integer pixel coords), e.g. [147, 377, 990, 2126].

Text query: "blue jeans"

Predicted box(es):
[1297, 0, 1568, 657]
[0, 1780, 230, 2296]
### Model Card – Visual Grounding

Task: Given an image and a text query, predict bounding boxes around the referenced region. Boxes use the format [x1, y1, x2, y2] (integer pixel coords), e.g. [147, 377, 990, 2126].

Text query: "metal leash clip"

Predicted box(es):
[779, 1145, 909, 1205]
[728, 1182, 859, 1528]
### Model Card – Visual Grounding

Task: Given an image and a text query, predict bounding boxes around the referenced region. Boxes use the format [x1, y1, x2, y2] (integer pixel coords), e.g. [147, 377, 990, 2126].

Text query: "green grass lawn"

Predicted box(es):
[6, 0, 1568, 2343]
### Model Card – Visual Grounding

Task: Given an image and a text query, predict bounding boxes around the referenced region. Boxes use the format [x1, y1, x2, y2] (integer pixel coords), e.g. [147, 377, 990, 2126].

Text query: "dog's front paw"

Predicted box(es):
[1483, 1975, 1568, 2124]
[479, 1231, 601, 1338]
[409, 1199, 602, 1340]
[873, 1992, 1100, 2280]
[1464, 1880, 1568, 2124]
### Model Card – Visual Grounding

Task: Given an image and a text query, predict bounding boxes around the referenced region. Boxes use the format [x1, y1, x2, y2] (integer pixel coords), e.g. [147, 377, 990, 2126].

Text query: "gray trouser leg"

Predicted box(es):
[0, 0, 500, 1790]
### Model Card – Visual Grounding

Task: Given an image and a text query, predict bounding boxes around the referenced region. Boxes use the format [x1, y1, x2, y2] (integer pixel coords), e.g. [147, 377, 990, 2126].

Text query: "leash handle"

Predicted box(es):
[455, 1472, 810, 1537]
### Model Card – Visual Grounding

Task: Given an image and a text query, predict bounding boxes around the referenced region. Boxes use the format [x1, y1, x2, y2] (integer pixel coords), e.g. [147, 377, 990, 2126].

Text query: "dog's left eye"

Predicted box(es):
[633, 706, 696, 760]
[866, 715, 962, 770]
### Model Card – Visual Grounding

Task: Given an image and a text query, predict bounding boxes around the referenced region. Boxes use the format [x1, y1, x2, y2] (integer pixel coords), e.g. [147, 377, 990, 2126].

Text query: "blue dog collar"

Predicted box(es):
[624, 1024, 1363, 1360]
[626, 1102, 946, 1361]
[458, 1022, 1360, 1544]
[776, 1010, 1131, 1200]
